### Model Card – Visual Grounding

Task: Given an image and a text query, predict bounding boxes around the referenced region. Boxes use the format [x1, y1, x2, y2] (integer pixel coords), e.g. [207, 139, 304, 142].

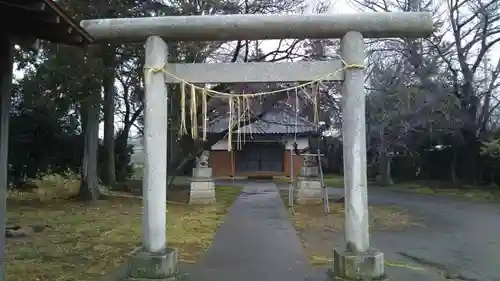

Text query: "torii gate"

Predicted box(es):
[80, 13, 433, 280]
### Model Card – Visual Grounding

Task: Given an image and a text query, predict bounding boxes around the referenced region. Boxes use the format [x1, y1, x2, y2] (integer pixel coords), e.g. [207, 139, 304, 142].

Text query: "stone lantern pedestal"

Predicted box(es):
[189, 151, 216, 204]
[295, 155, 322, 204]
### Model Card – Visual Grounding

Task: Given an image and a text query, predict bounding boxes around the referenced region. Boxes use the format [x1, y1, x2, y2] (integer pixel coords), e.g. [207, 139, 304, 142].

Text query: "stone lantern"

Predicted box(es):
[189, 150, 216, 204]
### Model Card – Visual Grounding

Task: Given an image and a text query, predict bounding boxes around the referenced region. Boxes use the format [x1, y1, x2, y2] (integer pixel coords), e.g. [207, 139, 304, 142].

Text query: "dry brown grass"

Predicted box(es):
[390, 181, 500, 201]
[274, 174, 345, 188]
[292, 202, 412, 232]
[279, 190, 415, 266]
[6, 175, 240, 281]
[281, 191, 413, 232]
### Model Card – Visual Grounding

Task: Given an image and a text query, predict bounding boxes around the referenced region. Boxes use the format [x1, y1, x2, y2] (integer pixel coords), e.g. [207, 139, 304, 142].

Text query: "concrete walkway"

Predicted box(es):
[189, 182, 314, 281]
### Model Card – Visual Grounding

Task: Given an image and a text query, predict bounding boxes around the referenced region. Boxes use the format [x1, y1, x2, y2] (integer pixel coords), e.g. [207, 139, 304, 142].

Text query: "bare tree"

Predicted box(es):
[347, 0, 472, 183]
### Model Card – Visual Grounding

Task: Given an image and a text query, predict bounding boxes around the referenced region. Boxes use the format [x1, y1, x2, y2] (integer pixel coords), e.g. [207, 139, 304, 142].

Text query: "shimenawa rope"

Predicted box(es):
[145, 60, 364, 151]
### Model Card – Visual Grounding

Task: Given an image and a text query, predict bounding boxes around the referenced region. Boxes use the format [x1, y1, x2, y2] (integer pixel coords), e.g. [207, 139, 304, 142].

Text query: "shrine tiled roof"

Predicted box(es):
[207, 101, 318, 135]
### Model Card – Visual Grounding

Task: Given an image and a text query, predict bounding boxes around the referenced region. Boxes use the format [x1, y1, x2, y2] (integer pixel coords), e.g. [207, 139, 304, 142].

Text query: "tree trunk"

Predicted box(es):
[101, 44, 117, 185]
[461, 129, 479, 183]
[78, 90, 101, 201]
[166, 43, 180, 176]
[383, 154, 393, 185]
[377, 153, 393, 186]
[115, 125, 132, 181]
[102, 72, 116, 185]
[167, 84, 179, 175]
[450, 148, 458, 184]
[376, 130, 393, 185]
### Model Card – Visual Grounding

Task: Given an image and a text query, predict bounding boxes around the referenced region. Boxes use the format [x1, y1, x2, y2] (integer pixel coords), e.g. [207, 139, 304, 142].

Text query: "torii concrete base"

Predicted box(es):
[329, 249, 385, 280]
[122, 248, 179, 281]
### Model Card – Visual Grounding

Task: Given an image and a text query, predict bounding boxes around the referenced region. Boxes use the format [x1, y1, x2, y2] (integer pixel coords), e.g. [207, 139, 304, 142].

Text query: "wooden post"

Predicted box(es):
[0, 33, 12, 281]
[317, 148, 330, 214]
[231, 150, 235, 178]
[289, 149, 294, 208]
[142, 36, 168, 253]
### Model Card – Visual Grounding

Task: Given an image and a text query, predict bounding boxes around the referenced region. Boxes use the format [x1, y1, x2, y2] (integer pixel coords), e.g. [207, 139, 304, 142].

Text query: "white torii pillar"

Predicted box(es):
[332, 31, 384, 279]
[142, 36, 168, 253]
[0, 33, 13, 281]
[125, 36, 179, 280]
[80, 12, 433, 280]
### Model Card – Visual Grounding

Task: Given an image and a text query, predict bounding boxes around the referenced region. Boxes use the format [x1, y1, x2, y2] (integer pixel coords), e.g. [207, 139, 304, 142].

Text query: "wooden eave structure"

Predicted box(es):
[0, 0, 94, 45]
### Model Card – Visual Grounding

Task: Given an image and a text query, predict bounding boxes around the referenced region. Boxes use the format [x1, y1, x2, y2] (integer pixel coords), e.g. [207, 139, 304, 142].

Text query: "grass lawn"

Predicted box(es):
[274, 174, 344, 188]
[277, 173, 500, 202]
[389, 181, 500, 201]
[6, 177, 240, 281]
[322, 174, 344, 188]
[278, 190, 414, 266]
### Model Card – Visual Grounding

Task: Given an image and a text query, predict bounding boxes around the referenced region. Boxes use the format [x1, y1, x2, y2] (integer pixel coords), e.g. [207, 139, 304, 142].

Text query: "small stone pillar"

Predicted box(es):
[295, 153, 322, 204]
[330, 31, 384, 281]
[189, 150, 216, 204]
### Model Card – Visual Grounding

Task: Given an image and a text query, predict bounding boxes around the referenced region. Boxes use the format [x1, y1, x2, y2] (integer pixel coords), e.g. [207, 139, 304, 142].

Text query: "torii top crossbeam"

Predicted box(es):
[80, 12, 433, 43]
